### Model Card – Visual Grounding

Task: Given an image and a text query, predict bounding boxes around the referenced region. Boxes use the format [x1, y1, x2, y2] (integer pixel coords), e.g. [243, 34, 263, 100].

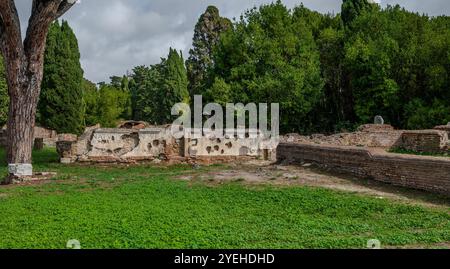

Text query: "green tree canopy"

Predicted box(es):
[130, 48, 189, 125]
[38, 20, 85, 135]
[341, 0, 378, 27]
[209, 1, 324, 133]
[82, 79, 99, 127]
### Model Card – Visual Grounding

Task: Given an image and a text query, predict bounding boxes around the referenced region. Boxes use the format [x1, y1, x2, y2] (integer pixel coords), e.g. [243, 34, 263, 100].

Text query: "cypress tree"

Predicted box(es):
[155, 48, 190, 124]
[38, 20, 85, 135]
[186, 6, 231, 98]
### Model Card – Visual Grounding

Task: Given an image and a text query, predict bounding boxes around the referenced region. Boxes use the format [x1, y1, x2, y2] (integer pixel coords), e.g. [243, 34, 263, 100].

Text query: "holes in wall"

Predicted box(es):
[206, 146, 212, 154]
[153, 140, 160, 147]
[226, 142, 233, 149]
[214, 145, 220, 151]
[239, 146, 249, 156]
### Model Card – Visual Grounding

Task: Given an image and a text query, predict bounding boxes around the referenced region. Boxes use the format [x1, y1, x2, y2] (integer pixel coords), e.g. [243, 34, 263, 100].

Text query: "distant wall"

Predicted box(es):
[282, 124, 403, 149]
[0, 126, 58, 148]
[277, 143, 450, 196]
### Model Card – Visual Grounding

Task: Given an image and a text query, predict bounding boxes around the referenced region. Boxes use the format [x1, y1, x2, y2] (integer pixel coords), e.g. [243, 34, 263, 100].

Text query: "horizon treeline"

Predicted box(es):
[0, 0, 449, 135]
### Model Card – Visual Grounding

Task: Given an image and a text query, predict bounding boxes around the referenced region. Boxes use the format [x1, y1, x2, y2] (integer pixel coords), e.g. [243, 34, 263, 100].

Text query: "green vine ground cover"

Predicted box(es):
[0, 148, 448, 249]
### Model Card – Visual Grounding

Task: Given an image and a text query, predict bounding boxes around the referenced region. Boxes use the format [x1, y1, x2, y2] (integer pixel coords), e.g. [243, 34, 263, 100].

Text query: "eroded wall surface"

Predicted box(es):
[57, 126, 277, 164]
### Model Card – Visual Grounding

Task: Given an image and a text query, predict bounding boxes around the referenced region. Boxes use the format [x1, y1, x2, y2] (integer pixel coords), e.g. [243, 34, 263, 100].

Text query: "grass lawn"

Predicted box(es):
[0, 147, 449, 249]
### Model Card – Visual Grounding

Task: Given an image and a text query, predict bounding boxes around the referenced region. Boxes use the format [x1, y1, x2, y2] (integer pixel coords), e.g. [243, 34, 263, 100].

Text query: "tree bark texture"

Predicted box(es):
[0, 0, 75, 180]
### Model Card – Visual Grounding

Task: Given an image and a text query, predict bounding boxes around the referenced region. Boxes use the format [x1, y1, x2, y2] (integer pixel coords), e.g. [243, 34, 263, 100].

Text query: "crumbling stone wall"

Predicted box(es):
[277, 143, 450, 196]
[282, 124, 403, 149]
[434, 124, 450, 137]
[57, 126, 276, 164]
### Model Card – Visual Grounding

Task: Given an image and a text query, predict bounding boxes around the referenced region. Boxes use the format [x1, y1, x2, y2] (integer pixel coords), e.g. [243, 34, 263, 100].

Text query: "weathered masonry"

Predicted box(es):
[56, 125, 278, 164]
[56, 121, 450, 195]
[277, 143, 450, 195]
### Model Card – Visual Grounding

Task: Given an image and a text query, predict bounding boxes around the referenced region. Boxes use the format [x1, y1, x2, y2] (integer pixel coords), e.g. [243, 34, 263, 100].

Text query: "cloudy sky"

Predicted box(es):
[15, 0, 450, 83]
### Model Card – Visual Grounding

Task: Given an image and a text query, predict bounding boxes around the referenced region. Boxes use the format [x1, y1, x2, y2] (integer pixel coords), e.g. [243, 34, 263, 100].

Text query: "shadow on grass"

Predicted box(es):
[0, 147, 59, 167]
[307, 165, 450, 208]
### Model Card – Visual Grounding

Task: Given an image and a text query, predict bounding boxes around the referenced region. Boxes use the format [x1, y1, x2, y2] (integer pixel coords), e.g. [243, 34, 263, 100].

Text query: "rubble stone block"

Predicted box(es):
[8, 164, 33, 177]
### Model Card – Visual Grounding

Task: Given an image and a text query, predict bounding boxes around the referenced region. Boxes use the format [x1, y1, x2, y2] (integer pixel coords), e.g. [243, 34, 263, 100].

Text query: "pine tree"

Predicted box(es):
[186, 6, 231, 98]
[0, 55, 8, 127]
[38, 20, 85, 135]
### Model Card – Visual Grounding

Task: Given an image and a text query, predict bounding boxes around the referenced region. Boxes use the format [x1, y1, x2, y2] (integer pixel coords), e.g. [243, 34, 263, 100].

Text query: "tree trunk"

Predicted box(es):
[0, 0, 76, 183]
[4, 70, 41, 183]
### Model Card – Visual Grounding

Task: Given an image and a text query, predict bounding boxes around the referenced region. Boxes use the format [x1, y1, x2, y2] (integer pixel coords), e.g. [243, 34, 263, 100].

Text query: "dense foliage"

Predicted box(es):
[209, 3, 324, 133]
[344, 5, 450, 129]
[130, 48, 189, 125]
[38, 21, 85, 135]
[205, 0, 450, 132]
[1, 1, 449, 134]
[186, 6, 231, 98]
[0, 55, 8, 127]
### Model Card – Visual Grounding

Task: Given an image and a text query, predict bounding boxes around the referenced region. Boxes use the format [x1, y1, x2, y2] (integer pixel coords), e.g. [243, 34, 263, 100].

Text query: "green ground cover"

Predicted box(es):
[0, 148, 448, 249]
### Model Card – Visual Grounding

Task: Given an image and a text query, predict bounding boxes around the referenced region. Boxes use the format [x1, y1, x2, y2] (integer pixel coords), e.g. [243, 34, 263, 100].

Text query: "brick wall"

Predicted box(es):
[399, 130, 448, 153]
[277, 143, 450, 196]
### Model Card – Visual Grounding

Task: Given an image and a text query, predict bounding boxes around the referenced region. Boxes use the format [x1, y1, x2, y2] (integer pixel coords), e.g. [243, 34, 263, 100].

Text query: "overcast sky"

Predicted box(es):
[15, 0, 450, 83]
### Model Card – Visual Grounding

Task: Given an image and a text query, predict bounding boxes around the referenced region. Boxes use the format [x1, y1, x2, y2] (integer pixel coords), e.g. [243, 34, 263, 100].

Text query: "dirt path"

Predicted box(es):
[178, 162, 450, 210]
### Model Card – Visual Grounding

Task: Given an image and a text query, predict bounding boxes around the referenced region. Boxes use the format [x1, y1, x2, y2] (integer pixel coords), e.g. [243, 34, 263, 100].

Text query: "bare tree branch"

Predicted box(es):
[0, 0, 23, 59]
[56, 0, 77, 19]
[23, 0, 76, 86]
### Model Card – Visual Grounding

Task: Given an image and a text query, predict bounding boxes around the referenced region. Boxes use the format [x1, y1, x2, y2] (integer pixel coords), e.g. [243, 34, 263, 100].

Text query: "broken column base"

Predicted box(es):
[8, 164, 33, 177]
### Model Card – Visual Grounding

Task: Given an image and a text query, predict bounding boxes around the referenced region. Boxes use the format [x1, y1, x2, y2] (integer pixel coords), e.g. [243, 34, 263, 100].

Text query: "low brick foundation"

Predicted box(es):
[277, 143, 450, 196]
[399, 130, 448, 153]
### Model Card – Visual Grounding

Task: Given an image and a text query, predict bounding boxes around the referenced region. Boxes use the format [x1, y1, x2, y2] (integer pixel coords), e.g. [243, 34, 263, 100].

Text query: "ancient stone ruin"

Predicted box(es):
[54, 120, 450, 196]
[56, 124, 277, 165]
[278, 123, 450, 196]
